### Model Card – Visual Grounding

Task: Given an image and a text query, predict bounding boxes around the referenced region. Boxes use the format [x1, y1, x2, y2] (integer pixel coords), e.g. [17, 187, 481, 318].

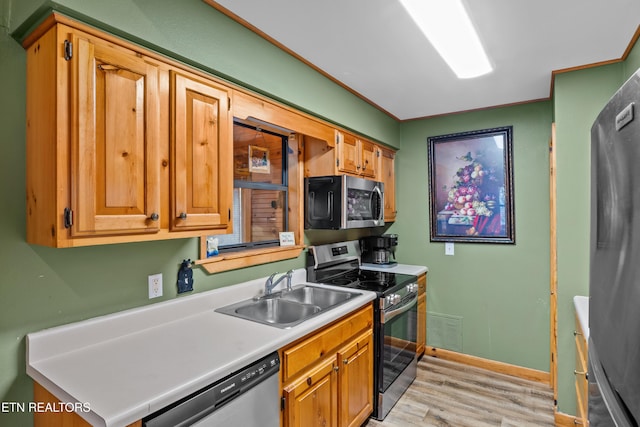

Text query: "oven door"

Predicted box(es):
[381, 293, 418, 393]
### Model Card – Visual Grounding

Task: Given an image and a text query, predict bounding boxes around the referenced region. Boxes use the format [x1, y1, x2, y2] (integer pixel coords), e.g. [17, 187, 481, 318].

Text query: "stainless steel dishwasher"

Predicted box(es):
[142, 352, 280, 427]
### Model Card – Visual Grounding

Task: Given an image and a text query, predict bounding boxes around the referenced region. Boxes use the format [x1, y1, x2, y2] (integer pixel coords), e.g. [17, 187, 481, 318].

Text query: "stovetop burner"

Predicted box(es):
[317, 269, 416, 295]
[306, 240, 417, 296]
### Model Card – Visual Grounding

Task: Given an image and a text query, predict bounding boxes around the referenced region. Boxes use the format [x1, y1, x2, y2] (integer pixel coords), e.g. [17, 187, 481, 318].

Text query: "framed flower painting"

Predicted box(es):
[427, 126, 515, 244]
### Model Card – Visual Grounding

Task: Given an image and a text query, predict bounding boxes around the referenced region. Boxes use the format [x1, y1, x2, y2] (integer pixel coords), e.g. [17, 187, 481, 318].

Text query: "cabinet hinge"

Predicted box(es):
[228, 97, 231, 111]
[63, 208, 73, 228]
[64, 40, 73, 61]
[228, 209, 231, 221]
[281, 396, 285, 411]
[336, 159, 339, 167]
[376, 150, 380, 158]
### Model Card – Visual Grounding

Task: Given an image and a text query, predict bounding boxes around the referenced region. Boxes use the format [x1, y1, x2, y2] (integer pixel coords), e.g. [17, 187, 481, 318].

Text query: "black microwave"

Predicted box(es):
[305, 175, 384, 229]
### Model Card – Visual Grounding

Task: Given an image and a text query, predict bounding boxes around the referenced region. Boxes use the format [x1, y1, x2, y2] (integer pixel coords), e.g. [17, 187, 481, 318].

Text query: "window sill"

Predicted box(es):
[194, 244, 305, 274]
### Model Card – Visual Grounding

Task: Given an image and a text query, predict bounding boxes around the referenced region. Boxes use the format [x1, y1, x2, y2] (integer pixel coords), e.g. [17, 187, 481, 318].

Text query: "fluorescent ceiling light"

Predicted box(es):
[398, 0, 493, 79]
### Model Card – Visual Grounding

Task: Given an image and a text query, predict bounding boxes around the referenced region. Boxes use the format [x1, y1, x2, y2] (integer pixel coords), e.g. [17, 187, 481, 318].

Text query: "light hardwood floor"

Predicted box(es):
[364, 356, 555, 427]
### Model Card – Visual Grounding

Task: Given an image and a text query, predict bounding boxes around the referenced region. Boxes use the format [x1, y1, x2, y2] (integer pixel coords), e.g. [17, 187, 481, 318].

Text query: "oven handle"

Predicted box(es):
[382, 292, 418, 323]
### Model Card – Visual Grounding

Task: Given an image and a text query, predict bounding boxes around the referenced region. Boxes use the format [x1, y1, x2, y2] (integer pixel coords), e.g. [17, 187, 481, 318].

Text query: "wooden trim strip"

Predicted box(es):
[424, 347, 551, 385]
[195, 245, 305, 274]
[550, 123, 559, 405]
[555, 411, 581, 427]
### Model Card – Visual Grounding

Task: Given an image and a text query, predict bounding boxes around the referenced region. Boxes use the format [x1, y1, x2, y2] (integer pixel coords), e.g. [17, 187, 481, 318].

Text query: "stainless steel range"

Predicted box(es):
[307, 240, 418, 420]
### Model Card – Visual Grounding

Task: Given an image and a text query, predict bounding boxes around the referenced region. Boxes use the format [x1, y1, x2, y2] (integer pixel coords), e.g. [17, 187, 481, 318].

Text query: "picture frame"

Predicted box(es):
[248, 145, 270, 174]
[428, 126, 515, 244]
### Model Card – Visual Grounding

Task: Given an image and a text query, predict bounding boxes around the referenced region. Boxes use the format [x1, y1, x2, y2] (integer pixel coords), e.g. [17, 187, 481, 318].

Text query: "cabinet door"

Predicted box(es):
[379, 148, 396, 222]
[417, 294, 426, 357]
[70, 34, 160, 236]
[283, 357, 337, 427]
[337, 131, 359, 175]
[359, 140, 376, 178]
[171, 71, 232, 231]
[337, 330, 373, 427]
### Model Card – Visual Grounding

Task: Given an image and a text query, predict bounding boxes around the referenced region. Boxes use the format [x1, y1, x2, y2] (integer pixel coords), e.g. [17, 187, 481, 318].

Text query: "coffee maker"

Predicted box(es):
[360, 234, 398, 266]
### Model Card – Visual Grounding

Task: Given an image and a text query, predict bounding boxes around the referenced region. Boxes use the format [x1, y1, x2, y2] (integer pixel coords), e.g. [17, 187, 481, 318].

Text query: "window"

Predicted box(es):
[214, 121, 294, 252]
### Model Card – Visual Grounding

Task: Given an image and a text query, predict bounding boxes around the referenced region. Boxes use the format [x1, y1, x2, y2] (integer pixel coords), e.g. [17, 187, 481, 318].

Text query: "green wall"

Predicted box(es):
[392, 102, 553, 373]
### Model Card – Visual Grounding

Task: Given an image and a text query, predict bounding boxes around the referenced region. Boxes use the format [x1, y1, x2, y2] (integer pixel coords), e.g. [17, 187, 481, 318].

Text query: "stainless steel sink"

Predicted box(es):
[236, 298, 321, 325]
[280, 286, 354, 308]
[215, 285, 360, 328]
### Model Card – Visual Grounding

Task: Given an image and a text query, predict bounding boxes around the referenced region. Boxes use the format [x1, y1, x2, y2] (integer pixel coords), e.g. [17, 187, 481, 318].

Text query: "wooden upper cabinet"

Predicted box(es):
[24, 19, 236, 247]
[70, 34, 161, 236]
[336, 131, 377, 178]
[379, 147, 397, 222]
[171, 71, 232, 231]
[337, 131, 359, 175]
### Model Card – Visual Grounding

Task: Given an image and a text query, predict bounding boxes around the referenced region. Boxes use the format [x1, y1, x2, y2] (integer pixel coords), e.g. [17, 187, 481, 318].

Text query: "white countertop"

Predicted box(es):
[574, 295, 590, 340]
[26, 269, 376, 427]
[360, 263, 428, 276]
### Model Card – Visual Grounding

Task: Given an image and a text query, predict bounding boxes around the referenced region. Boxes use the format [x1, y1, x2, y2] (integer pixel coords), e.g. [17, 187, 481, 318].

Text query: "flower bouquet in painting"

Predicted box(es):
[442, 151, 503, 236]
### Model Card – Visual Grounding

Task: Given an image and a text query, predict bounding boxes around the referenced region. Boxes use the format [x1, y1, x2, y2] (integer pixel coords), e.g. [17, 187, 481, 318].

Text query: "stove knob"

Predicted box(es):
[394, 294, 402, 305]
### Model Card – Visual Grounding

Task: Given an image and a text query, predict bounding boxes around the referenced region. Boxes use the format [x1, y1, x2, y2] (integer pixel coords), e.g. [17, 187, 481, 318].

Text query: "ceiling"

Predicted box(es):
[208, 0, 640, 121]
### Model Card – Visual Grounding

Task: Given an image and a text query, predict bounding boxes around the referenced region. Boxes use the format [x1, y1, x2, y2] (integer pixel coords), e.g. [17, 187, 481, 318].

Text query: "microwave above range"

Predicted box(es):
[304, 175, 384, 230]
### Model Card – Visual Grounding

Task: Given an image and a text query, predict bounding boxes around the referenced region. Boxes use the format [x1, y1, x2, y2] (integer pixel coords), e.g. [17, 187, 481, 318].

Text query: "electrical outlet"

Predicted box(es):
[445, 242, 455, 256]
[148, 273, 163, 299]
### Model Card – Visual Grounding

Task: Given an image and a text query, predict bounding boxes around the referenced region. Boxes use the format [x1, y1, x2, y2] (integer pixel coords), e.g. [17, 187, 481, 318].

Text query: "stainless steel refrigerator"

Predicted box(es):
[589, 68, 640, 426]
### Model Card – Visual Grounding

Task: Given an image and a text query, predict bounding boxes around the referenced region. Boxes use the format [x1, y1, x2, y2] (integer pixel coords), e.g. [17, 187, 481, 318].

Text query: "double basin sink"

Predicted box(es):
[216, 285, 359, 329]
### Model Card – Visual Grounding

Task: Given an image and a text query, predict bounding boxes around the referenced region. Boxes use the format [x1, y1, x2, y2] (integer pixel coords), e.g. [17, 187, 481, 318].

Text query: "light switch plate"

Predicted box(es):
[148, 273, 163, 299]
[445, 242, 454, 256]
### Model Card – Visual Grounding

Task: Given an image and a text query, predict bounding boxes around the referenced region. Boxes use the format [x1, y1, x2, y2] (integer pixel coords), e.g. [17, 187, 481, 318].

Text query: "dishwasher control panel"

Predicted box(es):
[215, 352, 280, 404]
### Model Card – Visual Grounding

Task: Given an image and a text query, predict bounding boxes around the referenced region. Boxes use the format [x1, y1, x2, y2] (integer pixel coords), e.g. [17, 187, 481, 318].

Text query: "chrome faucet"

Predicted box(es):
[264, 270, 294, 295]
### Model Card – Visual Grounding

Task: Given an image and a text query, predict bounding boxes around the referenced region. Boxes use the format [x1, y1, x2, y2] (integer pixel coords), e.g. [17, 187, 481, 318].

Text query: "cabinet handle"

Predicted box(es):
[343, 359, 349, 365]
[149, 213, 159, 221]
[574, 370, 589, 380]
[98, 64, 119, 72]
[179, 212, 187, 220]
[574, 420, 583, 425]
[333, 366, 339, 372]
[573, 330, 582, 336]
[306, 377, 312, 386]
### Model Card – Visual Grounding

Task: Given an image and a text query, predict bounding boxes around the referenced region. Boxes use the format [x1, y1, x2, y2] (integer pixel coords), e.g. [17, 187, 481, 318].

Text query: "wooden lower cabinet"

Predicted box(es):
[281, 304, 374, 427]
[574, 313, 589, 425]
[283, 356, 338, 427]
[337, 330, 374, 427]
[416, 273, 427, 358]
[33, 382, 141, 427]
